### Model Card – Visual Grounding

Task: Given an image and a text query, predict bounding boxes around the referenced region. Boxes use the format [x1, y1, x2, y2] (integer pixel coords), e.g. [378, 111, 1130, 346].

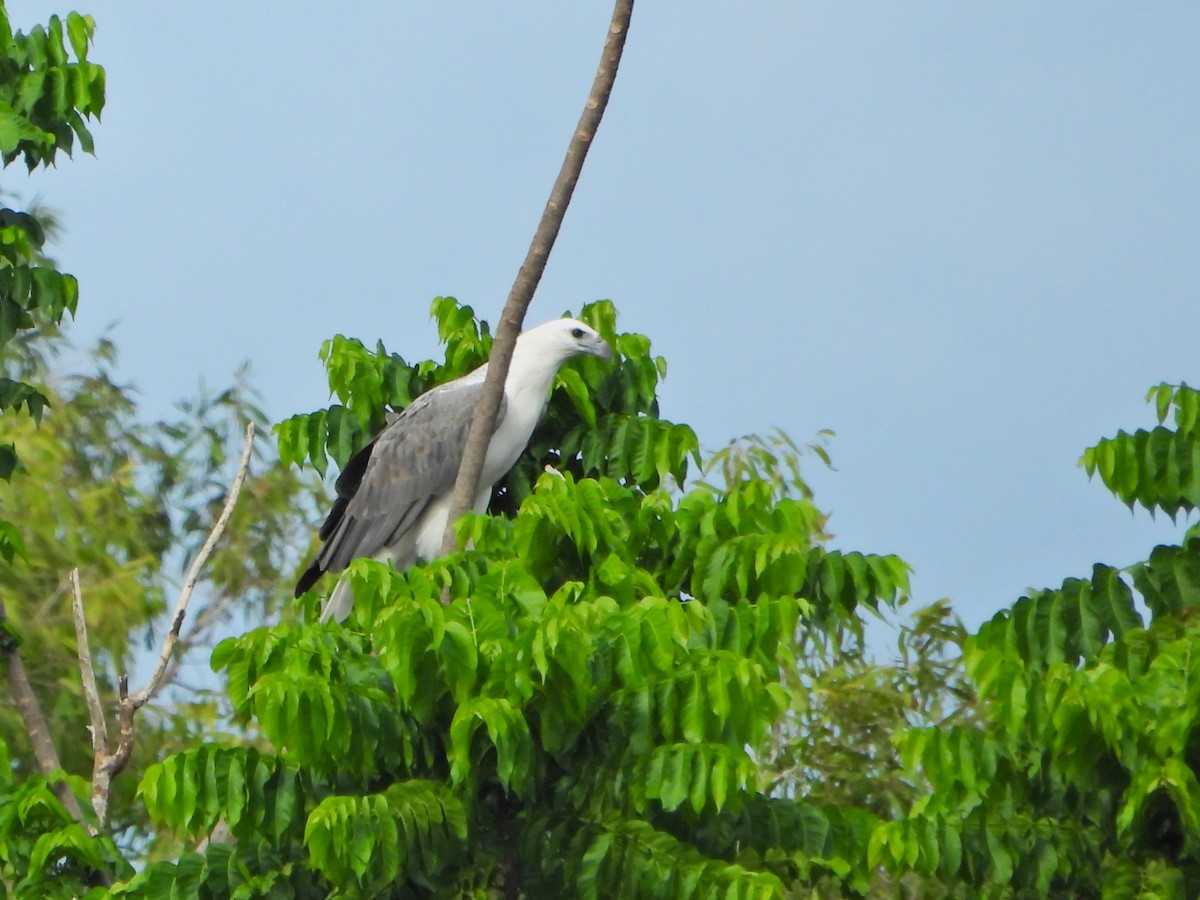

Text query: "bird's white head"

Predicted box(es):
[516, 317, 613, 366]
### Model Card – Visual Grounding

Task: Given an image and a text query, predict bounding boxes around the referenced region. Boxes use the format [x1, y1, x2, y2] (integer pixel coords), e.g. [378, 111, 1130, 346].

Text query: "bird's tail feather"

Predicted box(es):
[319, 576, 355, 623]
[295, 560, 323, 599]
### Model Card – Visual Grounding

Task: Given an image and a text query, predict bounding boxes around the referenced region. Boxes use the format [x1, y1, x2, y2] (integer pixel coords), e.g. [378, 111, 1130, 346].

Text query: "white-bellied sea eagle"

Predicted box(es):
[295, 317, 612, 621]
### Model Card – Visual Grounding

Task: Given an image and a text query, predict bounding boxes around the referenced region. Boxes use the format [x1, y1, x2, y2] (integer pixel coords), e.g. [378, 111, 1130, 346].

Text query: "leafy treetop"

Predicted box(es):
[89, 299, 910, 898]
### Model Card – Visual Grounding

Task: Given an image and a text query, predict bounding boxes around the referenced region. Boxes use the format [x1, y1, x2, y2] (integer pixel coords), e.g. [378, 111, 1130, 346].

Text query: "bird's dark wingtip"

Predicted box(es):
[295, 561, 323, 598]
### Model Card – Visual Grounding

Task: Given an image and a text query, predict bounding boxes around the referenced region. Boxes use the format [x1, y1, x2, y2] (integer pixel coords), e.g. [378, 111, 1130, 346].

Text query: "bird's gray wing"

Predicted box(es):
[313, 378, 506, 576]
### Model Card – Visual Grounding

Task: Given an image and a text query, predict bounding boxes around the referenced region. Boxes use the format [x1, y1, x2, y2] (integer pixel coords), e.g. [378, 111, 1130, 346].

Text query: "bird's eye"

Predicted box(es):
[570, 327, 585, 339]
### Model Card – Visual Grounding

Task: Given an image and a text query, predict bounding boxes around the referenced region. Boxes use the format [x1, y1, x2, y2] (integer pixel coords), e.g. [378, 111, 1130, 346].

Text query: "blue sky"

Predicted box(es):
[9, 2, 1200, 632]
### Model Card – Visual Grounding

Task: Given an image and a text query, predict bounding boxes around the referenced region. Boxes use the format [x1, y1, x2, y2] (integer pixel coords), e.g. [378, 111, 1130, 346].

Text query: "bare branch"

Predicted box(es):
[70, 568, 108, 757]
[87, 422, 256, 828]
[1, 593, 88, 825]
[154, 578, 247, 691]
[438, 0, 635, 581]
[90, 676, 131, 830]
[130, 421, 255, 709]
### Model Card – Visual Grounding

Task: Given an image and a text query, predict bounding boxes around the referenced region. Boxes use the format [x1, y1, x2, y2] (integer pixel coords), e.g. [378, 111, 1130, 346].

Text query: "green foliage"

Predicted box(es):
[304, 781, 467, 891]
[140, 745, 306, 846]
[0, 374, 47, 424]
[877, 386, 1200, 898]
[539, 815, 788, 899]
[738, 431, 971, 896]
[0, 4, 103, 473]
[111, 843, 314, 900]
[0, 752, 129, 896]
[0, 8, 104, 168]
[1082, 383, 1200, 517]
[104, 301, 909, 898]
[765, 599, 975, 826]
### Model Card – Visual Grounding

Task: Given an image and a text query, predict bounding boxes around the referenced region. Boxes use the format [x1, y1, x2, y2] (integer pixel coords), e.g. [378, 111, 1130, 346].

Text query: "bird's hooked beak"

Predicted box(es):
[580, 328, 614, 362]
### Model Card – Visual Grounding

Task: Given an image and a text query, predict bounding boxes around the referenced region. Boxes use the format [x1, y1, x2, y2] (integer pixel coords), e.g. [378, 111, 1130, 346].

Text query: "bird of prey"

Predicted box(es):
[295, 317, 612, 621]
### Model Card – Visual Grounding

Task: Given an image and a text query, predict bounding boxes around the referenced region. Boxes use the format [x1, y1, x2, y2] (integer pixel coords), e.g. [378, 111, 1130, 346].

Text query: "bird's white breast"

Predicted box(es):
[480, 356, 556, 486]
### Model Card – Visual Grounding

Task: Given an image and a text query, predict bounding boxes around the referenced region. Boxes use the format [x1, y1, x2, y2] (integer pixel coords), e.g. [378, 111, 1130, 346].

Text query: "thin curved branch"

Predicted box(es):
[85, 421, 255, 828]
[131, 422, 255, 708]
[439, 0, 635, 577]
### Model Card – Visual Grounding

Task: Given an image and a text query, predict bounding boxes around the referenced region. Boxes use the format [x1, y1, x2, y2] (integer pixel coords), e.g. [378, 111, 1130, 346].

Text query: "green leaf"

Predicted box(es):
[0, 443, 17, 479]
[0, 378, 49, 422]
[65, 12, 92, 62]
[304, 781, 465, 891]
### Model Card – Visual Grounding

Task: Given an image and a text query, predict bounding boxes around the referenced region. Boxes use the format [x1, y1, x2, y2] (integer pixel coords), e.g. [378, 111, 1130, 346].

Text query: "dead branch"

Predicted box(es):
[133, 422, 255, 708]
[81, 422, 255, 828]
[70, 568, 108, 758]
[154, 572, 254, 696]
[438, 0, 635, 583]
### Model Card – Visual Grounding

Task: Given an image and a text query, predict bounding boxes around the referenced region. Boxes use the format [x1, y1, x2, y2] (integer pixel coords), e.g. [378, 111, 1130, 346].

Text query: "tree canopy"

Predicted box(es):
[105, 298, 910, 897]
[6, 300, 1200, 898]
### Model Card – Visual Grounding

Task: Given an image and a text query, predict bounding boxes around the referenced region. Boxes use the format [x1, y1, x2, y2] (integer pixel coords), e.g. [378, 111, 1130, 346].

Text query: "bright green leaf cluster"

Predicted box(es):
[139, 745, 306, 846]
[277, 333, 432, 476]
[304, 781, 467, 891]
[1082, 383, 1200, 517]
[0, 9, 104, 168]
[971, 563, 1142, 675]
[0, 748, 129, 896]
[212, 624, 424, 778]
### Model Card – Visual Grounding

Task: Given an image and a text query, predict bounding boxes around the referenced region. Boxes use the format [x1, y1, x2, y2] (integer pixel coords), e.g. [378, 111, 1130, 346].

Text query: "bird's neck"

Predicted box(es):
[504, 344, 562, 408]
[467, 339, 565, 410]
